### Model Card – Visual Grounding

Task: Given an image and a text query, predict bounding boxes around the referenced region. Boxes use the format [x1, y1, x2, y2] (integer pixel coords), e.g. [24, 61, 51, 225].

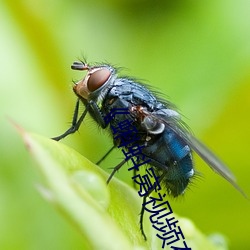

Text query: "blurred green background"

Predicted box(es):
[1, 0, 250, 249]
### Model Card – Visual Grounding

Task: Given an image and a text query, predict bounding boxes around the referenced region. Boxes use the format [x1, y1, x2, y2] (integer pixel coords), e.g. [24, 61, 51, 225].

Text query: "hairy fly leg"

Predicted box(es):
[52, 99, 89, 141]
[106, 159, 127, 184]
[52, 98, 108, 141]
[88, 100, 107, 129]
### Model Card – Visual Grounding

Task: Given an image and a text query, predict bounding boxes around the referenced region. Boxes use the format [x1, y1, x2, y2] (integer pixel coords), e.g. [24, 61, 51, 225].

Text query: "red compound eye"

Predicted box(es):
[87, 68, 111, 92]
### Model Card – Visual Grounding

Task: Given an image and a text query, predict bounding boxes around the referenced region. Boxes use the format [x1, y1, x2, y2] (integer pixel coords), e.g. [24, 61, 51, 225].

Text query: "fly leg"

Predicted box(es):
[89, 100, 107, 128]
[107, 159, 127, 184]
[133, 168, 137, 188]
[140, 194, 148, 240]
[139, 173, 165, 240]
[52, 99, 89, 141]
[96, 145, 116, 165]
[52, 99, 108, 141]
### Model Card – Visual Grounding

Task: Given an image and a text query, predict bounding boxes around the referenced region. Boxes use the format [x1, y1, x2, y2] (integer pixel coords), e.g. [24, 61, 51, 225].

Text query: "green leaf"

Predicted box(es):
[19, 127, 227, 250]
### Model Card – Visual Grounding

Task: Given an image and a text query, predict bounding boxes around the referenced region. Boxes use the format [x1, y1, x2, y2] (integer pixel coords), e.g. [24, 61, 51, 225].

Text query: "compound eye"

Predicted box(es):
[87, 68, 111, 92]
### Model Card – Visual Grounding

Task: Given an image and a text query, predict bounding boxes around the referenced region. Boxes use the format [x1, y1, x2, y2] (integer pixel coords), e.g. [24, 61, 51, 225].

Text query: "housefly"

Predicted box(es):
[52, 60, 246, 239]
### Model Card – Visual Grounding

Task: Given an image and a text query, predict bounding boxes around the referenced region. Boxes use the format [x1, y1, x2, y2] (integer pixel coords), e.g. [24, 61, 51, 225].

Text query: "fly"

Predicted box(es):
[52, 60, 247, 239]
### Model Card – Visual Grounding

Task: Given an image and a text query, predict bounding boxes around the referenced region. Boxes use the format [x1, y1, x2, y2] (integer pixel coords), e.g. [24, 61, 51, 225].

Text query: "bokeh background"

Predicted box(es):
[1, 0, 250, 249]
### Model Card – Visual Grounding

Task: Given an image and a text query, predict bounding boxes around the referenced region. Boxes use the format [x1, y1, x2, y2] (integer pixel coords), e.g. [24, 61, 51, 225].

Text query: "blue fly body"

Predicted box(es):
[52, 60, 247, 239]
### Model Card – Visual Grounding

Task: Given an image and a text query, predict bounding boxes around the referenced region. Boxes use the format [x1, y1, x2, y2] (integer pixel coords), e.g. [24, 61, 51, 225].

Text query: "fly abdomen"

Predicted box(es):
[164, 153, 193, 197]
[166, 129, 191, 161]
[143, 128, 194, 197]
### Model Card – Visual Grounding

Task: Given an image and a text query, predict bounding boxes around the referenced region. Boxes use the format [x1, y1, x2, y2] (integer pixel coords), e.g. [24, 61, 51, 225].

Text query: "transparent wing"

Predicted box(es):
[146, 109, 247, 198]
[175, 127, 247, 198]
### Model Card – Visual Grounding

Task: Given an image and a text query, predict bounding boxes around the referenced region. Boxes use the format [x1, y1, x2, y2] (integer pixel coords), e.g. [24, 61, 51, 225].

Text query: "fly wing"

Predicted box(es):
[181, 131, 248, 197]
[150, 109, 247, 198]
